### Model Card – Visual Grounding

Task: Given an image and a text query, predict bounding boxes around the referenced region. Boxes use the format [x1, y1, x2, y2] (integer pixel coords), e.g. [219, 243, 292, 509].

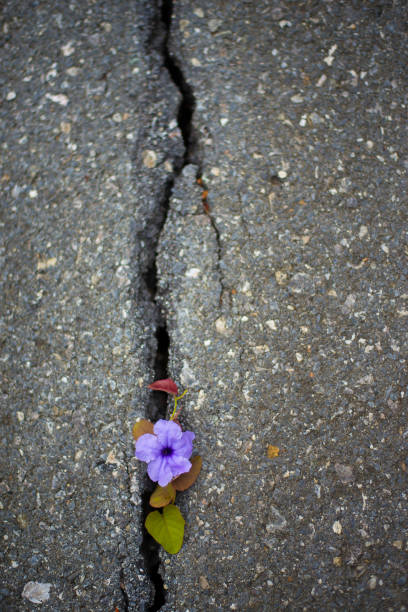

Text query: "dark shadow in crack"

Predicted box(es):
[137, 0, 201, 609]
[162, 0, 199, 168]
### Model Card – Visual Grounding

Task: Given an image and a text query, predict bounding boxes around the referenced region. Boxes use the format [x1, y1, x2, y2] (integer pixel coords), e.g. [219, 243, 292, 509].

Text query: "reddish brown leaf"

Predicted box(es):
[172, 455, 202, 491]
[149, 483, 176, 508]
[132, 419, 154, 441]
[148, 378, 179, 395]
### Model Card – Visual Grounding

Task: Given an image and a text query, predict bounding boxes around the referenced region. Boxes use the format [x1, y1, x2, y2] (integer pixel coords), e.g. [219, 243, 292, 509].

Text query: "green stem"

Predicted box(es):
[170, 389, 188, 420]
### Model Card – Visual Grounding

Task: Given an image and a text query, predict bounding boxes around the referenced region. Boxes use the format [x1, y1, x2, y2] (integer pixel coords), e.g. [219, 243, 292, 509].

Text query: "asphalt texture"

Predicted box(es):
[1, 1, 407, 611]
[0, 1, 182, 609]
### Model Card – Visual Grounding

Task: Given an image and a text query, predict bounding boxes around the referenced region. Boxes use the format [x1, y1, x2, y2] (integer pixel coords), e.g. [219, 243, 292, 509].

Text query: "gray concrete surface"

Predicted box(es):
[1, 0, 407, 611]
[0, 1, 182, 609]
[158, 1, 408, 610]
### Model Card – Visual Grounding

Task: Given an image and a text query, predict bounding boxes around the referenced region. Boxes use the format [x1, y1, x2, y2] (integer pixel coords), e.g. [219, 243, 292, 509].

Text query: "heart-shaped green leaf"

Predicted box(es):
[149, 483, 176, 508]
[172, 455, 202, 491]
[132, 419, 154, 441]
[145, 505, 185, 554]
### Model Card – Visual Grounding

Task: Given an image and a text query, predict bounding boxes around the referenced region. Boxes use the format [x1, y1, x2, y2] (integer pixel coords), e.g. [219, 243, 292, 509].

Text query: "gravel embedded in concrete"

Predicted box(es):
[157, 1, 408, 609]
[1, 0, 407, 610]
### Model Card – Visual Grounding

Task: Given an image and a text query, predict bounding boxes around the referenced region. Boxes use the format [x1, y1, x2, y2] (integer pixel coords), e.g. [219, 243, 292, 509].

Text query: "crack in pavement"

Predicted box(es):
[202, 188, 226, 309]
[163, 0, 226, 310]
[138, 0, 201, 609]
[134, 1, 232, 607]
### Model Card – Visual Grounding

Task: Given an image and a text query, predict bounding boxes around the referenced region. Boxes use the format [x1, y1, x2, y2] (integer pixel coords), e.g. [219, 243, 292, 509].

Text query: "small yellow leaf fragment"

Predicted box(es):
[333, 556, 342, 567]
[267, 445, 280, 459]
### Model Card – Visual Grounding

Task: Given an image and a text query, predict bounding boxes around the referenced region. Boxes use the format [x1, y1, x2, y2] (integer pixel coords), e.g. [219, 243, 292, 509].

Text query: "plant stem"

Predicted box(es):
[170, 389, 188, 420]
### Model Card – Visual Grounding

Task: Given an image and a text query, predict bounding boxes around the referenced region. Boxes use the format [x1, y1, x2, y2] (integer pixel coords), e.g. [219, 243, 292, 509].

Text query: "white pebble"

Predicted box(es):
[359, 225, 368, 239]
[45, 93, 69, 106]
[215, 316, 231, 336]
[266, 320, 277, 331]
[141, 150, 157, 168]
[66, 66, 80, 76]
[61, 41, 75, 56]
[22, 582, 52, 604]
[316, 74, 327, 87]
[185, 268, 200, 278]
[368, 576, 377, 590]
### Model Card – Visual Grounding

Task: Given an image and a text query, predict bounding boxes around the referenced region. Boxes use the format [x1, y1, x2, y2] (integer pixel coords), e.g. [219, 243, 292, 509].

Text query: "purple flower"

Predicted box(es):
[135, 419, 195, 487]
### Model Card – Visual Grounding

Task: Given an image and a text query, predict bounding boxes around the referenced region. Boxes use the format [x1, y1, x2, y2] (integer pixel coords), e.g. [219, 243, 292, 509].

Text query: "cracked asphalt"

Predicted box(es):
[1, 1, 407, 611]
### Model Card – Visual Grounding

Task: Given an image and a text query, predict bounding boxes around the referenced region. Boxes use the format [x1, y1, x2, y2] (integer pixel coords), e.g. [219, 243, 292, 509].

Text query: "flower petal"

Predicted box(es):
[171, 430, 195, 459]
[153, 419, 182, 446]
[148, 456, 174, 487]
[135, 434, 161, 462]
[167, 456, 191, 479]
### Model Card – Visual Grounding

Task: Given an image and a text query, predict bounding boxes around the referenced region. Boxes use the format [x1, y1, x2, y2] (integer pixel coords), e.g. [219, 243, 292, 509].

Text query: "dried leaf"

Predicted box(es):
[172, 455, 202, 491]
[148, 378, 179, 395]
[150, 483, 176, 508]
[132, 419, 154, 441]
[145, 505, 185, 554]
[267, 445, 280, 458]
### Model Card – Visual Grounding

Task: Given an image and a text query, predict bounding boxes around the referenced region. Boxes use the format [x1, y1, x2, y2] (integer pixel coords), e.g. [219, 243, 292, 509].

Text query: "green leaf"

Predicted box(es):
[145, 505, 185, 554]
[172, 455, 202, 491]
[132, 419, 154, 441]
[149, 483, 176, 508]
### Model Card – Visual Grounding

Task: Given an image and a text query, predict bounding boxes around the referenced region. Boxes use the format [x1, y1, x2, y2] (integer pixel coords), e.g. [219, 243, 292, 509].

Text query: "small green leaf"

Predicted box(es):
[132, 419, 154, 441]
[172, 455, 202, 491]
[149, 483, 176, 508]
[145, 505, 185, 554]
